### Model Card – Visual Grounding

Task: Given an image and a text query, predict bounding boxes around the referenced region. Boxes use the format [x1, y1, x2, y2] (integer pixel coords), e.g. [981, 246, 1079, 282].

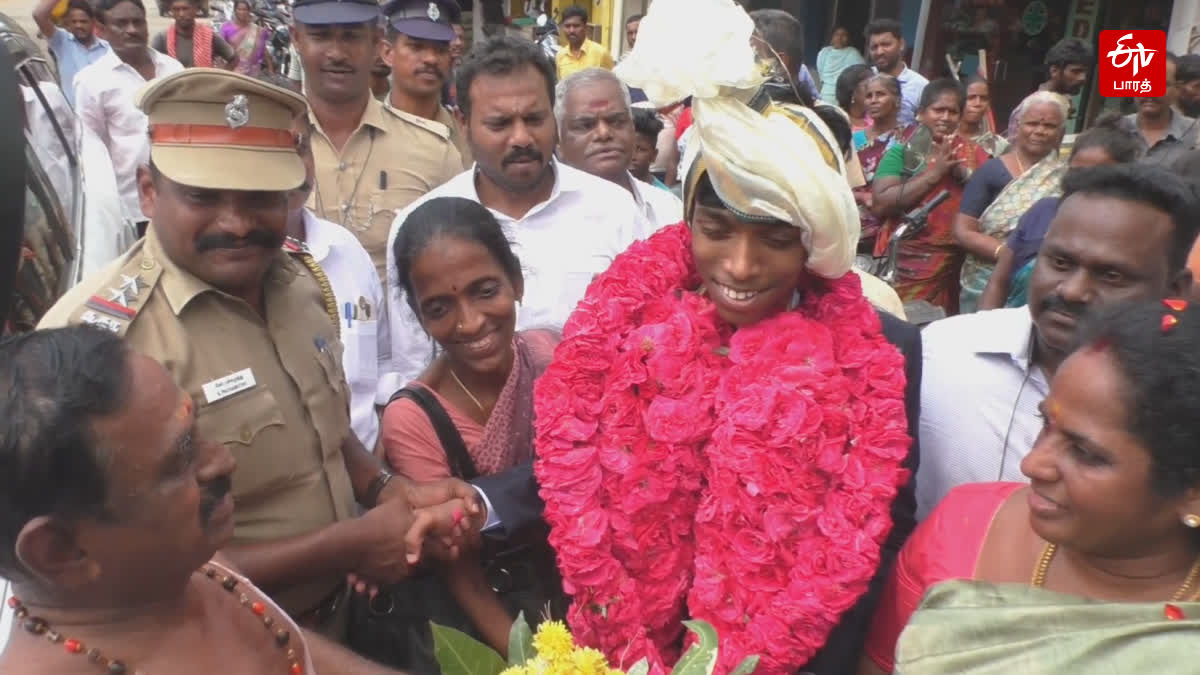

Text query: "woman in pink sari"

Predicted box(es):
[380, 197, 564, 662]
[220, 0, 273, 76]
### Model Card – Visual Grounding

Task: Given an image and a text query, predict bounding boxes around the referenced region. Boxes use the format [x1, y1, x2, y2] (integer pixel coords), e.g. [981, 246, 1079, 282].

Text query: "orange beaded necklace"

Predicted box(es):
[7, 565, 305, 674]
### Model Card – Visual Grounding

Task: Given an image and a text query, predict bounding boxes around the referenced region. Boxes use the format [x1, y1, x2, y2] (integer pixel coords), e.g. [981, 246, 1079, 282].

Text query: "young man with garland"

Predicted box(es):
[532, 1, 920, 673]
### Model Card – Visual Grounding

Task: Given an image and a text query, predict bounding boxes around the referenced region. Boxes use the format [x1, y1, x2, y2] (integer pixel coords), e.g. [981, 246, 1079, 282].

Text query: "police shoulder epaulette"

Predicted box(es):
[72, 254, 164, 336]
[282, 237, 341, 339]
[383, 103, 452, 140]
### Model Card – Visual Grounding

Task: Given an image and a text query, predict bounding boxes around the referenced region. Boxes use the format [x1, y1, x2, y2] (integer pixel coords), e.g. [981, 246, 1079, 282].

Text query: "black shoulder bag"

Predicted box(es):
[348, 387, 566, 672]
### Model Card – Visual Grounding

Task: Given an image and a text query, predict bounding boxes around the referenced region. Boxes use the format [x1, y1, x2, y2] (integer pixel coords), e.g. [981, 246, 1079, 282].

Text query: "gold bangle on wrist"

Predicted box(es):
[994, 242, 1005, 259]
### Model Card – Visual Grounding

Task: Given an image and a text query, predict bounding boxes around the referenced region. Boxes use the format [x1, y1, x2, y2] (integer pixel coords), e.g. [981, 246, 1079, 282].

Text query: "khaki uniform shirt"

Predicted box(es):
[308, 97, 464, 281]
[39, 230, 356, 616]
[384, 100, 474, 170]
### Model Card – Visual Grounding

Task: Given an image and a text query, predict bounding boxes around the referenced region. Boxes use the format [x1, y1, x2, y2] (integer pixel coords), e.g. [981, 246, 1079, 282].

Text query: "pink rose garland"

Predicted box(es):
[534, 223, 911, 675]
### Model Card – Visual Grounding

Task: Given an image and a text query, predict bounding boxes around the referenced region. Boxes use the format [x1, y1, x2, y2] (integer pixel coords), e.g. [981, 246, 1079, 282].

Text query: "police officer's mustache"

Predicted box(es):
[196, 229, 282, 252]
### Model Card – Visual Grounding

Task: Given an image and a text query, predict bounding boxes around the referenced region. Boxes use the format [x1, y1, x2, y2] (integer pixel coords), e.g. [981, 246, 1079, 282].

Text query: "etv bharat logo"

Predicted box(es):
[1099, 30, 1166, 97]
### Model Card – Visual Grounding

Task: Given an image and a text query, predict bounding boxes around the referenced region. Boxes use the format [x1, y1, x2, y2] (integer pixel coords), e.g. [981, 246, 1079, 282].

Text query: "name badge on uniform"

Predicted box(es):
[202, 368, 257, 405]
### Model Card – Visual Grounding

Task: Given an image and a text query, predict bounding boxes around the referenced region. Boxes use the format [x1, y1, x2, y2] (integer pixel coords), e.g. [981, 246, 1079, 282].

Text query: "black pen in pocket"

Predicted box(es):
[379, 170, 387, 190]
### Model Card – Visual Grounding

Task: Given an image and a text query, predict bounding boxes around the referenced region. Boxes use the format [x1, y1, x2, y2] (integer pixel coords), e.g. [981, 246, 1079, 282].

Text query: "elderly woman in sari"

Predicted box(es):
[953, 91, 1067, 313]
[220, 0, 274, 76]
[978, 115, 1142, 310]
[859, 296, 1200, 675]
[380, 197, 564, 660]
[853, 74, 907, 253]
[870, 78, 991, 315]
[959, 76, 1008, 157]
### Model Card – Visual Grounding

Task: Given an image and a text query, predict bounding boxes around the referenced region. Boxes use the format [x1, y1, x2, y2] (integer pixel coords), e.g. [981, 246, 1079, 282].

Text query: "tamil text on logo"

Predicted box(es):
[1098, 30, 1166, 98]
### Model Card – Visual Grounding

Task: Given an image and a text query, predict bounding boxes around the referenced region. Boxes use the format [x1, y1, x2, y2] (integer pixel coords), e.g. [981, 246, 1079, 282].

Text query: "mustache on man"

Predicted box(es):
[1038, 292, 1087, 321]
[503, 146, 543, 166]
[199, 474, 233, 525]
[195, 229, 283, 252]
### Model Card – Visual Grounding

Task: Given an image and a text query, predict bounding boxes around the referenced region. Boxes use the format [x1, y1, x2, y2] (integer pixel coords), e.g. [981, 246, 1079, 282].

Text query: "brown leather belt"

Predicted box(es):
[294, 582, 346, 628]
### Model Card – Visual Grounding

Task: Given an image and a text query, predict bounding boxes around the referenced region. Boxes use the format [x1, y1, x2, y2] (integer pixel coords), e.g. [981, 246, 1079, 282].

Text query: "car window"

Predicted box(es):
[20, 65, 81, 235]
[7, 144, 76, 332]
[1, 22, 84, 331]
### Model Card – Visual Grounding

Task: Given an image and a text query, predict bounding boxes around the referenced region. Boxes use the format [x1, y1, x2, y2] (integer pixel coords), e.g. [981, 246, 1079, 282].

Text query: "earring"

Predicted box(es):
[1184, 514, 1200, 529]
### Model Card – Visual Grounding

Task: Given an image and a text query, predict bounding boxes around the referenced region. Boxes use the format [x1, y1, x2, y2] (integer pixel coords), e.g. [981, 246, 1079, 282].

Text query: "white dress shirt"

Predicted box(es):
[629, 172, 683, 233]
[382, 160, 643, 390]
[73, 48, 183, 223]
[916, 307, 1049, 520]
[303, 210, 391, 450]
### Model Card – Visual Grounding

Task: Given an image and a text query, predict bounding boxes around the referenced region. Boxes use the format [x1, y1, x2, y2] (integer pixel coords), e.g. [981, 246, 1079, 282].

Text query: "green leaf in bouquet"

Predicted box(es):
[728, 655, 760, 675]
[431, 622, 507, 675]
[670, 620, 720, 675]
[508, 611, 535, 666]
[626, 659, 650, 675]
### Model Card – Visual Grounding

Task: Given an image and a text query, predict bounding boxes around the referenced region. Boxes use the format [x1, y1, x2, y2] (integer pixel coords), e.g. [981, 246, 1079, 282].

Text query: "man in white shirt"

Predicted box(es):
[384, 36, 643, 386]
[554, 67, 681, 234]
[73, 0, 182, 232]
[288, 118, 391, 450]
[916, 165, 1198, 519]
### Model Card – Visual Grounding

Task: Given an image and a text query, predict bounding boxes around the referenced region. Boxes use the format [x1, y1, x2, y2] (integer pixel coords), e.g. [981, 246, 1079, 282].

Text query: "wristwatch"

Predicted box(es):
[364, 469, 395, 508]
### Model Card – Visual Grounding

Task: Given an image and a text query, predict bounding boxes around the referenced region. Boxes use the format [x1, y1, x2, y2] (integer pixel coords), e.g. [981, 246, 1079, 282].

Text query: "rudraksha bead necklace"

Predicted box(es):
[6, 565, 303, 674]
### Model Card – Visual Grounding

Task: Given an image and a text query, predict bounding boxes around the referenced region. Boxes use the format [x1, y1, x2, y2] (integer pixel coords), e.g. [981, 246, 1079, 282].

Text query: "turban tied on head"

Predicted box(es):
[615, 0, 861, 279]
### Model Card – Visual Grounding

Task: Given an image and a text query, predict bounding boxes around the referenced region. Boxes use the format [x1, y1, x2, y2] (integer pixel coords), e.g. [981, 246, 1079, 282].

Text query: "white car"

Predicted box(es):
[1, 11, 132, 332]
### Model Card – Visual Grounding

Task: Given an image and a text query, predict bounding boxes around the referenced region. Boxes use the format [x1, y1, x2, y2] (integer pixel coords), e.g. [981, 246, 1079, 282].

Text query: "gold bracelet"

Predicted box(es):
[994, 242, 1005, 259]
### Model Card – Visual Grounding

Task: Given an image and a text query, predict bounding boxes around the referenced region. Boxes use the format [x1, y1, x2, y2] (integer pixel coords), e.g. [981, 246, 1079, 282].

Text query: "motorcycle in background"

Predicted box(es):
[209, 0, 229, 32]
[534, 14, 558, 62]
[251, 0, 291, 74]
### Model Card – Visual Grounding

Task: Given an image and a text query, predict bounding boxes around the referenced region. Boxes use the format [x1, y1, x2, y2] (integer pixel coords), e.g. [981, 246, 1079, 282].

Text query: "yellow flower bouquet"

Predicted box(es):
[433, 614, 758, 675]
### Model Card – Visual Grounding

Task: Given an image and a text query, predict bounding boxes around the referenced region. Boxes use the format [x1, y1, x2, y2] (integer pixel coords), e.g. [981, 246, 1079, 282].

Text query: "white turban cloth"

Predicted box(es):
[615, 0, 860, 279]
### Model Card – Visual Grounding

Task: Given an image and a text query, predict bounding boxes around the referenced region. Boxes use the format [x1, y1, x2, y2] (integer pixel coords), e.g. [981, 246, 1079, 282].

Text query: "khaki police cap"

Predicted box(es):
[136, 68, 308, 191]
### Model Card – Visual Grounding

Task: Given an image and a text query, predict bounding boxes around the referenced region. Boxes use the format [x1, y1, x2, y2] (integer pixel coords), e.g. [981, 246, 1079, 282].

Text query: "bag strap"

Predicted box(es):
[387, 386, 480, 481]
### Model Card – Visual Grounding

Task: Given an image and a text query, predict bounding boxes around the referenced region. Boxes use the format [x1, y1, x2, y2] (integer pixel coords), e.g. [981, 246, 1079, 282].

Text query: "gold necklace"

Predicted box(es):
[449, 368, 486, 413]
[1014, 151, 1028, 175]
[1031, 543, 1200, 601]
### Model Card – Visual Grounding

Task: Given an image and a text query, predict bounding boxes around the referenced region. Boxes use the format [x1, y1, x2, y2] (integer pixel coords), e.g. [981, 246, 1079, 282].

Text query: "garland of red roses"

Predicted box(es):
[533, 223, 912, 675]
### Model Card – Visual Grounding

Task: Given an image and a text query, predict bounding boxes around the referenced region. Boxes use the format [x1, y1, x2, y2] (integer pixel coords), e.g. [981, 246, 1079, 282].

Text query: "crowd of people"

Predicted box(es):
[4, 0, 1200, 673]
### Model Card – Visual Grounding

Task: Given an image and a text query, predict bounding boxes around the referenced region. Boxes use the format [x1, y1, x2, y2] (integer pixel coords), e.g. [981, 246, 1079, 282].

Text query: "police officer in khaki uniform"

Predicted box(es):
[383, 0, 472, 166]
[38, 68, 476, 639]
[292, 0, 464, 283]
